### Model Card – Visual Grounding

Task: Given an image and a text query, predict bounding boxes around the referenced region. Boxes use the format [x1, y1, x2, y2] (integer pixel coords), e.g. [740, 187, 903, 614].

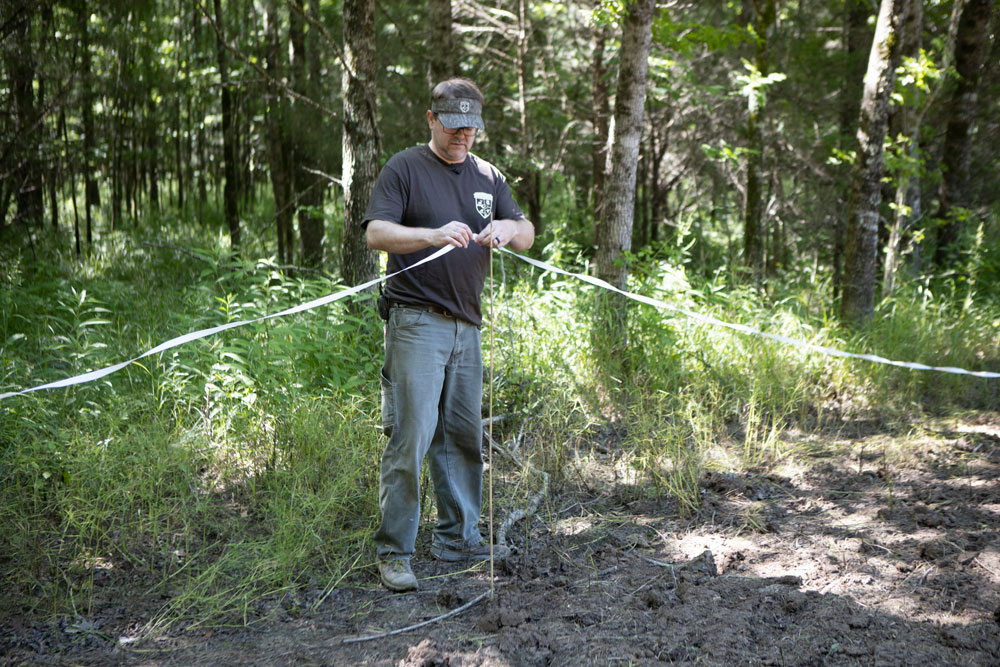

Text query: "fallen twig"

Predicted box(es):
[644, 557, 679, 588]
[342, 590, 490, 644]
[482, 421, 551, 547]
[973, 557, 998, 578]
[497, 470, 549, 546]
[910, 566, 935, 593]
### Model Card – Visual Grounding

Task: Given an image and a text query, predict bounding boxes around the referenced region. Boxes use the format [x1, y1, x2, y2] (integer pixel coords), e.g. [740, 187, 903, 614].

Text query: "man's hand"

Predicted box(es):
[475, 218, 535, 252]
[367, 217, 533, 254]
[434, 221, 475, 248]
[367, 219, 474, 254]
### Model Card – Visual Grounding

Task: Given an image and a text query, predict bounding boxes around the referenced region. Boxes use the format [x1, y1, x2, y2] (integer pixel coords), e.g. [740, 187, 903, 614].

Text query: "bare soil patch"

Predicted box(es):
[4, 415, 999, 665]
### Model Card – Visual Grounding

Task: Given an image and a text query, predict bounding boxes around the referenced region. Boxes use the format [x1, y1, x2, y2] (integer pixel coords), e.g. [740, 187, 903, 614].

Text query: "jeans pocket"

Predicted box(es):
[380, 366, 394, 437]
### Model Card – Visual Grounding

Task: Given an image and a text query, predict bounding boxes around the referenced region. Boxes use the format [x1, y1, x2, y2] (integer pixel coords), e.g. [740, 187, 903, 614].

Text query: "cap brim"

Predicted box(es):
[437, 113, 485, 130]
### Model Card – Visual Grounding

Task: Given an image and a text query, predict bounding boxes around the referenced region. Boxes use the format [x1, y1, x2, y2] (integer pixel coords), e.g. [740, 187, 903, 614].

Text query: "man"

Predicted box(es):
[362, 78, 534, 592]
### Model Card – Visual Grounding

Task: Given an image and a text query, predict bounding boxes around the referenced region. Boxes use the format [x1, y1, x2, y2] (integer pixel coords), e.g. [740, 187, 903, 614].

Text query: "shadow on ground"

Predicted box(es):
[3, 415, 999, 665]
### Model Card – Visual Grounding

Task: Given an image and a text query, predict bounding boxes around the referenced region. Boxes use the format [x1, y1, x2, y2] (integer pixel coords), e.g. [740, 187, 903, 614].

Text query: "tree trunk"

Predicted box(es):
[40, 4, 57, 233]
[427, 0, 453, 85]
[743, 0, 777, 284]
[213, 0, 241, 252]
[341, 0, 381, 287]
[148, 97, 160, 213]
[934, 0, 993, 265]
[263, 0, 294, 265]
[4, 0, 44, 228]
[291, 3, 325, 267]
[594, 0, 655, 345]
[833, 0, 872, 301]
[60, 108, 81, 257]
[883, 0, 923, 294]
[590, 10, 611, 234]
[840, 0, 905, 327]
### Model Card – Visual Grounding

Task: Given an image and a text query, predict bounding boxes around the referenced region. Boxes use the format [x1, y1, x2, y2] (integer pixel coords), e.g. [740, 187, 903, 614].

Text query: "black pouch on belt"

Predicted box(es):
[377, 285, 390, 321]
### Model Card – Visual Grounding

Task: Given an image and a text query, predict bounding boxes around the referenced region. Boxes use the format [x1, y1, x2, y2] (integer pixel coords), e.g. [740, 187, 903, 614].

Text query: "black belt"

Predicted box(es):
[389, 300, 456, 319]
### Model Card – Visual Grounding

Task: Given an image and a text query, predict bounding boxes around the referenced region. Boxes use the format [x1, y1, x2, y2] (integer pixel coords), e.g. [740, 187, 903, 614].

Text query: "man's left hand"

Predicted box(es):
[475, 219, 522, 249]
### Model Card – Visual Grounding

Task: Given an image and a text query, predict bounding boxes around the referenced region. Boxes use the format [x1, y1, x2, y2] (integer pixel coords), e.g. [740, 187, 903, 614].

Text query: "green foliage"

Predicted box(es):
[0, 232, 382, 628]
[652, 13, 748, 54]
[734, 60, 787, 112]
[3, 214, 999, 632]
[5, 0, 1000, 635]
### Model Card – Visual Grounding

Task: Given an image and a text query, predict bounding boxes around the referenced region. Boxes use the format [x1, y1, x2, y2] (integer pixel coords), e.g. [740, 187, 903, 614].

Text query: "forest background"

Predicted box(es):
[1, 0, 999, 643]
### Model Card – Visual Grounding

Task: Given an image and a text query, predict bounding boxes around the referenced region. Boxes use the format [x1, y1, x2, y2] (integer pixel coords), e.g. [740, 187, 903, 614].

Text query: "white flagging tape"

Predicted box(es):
[0, 246, 457, 401]
[499, 248, 1000, 380]
[3, 243, 997, 402]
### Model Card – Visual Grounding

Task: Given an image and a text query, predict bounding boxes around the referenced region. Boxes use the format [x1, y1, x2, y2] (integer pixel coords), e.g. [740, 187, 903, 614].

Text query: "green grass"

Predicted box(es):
[1, 218, 998, 633]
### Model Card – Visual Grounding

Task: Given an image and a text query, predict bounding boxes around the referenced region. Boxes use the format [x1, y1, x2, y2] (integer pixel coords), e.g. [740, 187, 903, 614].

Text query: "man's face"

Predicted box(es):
[427, 110, 477, 164]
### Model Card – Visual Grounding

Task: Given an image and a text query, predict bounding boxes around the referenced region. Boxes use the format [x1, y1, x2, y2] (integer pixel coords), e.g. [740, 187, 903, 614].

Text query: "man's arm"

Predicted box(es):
[366, 219, 476, 253]
[475, 217, 535, 252]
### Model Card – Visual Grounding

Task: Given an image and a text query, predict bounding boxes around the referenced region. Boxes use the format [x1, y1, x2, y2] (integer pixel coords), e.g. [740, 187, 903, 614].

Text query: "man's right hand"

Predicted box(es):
[432, 221, 475, 248]
[367, 219, 474, 254]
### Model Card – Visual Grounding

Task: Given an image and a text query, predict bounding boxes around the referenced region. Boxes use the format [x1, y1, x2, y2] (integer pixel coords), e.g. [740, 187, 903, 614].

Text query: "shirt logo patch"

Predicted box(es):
[474, 192, 493, 219]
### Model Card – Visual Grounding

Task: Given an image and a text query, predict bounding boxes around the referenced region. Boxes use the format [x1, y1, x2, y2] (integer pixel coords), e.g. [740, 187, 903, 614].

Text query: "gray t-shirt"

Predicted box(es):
[362, 144, 524, 326]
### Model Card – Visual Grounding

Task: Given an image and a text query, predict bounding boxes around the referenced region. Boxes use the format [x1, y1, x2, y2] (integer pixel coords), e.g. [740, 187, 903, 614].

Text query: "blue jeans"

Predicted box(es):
[374, 306, 484, 560]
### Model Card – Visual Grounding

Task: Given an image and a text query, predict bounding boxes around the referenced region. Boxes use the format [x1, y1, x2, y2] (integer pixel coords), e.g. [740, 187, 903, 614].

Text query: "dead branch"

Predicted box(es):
[342, 590, 490, 644]
[482, 419, 551, 547]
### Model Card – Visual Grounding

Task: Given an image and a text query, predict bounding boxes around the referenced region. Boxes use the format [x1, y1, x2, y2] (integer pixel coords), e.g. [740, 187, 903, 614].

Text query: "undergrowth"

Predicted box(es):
[1, 223, 997, 635]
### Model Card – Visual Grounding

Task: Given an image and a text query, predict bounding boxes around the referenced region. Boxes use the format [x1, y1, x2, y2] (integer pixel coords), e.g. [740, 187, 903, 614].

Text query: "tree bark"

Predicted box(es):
[595, 0, 655, 292]
[514, 0, 541, 233]
[291, 2, 325, 267]
[3, 0, 44, 229]
[883, 0, 923, 294]
[212, 0, 241, 252]
[590, 9, 611, 234]
[263, 0, 294, 265]
[341, 0, 380, 287]
[833, 0, 872, 301]
[743, 0, 777, 284]
[934, 0, 993, 265]
[427, 0, 453, 85]
[841, 0, 905, 327]
[40, 4, 57, 233]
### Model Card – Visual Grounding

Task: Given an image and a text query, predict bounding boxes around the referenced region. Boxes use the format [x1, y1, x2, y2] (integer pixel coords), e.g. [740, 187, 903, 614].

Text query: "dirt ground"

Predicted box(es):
[3, 413, 999, 666]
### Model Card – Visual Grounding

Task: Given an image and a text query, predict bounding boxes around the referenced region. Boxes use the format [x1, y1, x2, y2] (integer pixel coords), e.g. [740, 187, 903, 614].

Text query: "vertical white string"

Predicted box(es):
[487, 240, 496, 597]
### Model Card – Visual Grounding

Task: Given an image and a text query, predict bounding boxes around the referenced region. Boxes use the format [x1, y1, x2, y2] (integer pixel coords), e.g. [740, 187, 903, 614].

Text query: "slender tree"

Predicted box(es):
[427, 0, 454, 85]
[263, 0, 294, 265]
[934, 0, 993, 265]
[590, 12, 612, 229]
[341, 0, 380, 286]
[593, 0, 656, 370]
[212, 0, 240, 251]
[595, 0, 655, 293]
[290, 1, 325, 267]
[882, 0, 923, 293]
[840, 0, 906, 327]
[833, 0, 872, 300]
[742, 0, 777, 284]
[3, 0, 44, 229]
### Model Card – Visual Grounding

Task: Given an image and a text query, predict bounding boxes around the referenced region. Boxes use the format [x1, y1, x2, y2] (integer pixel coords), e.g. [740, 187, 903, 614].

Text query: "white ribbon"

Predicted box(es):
[499, 248, 1000, 380]
[0, 246, 455, 400]
[3, 243, 997, 402]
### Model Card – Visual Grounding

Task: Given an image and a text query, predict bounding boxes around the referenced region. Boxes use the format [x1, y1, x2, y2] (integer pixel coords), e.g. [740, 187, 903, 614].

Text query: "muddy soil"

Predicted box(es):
[3, 415, 999, 666]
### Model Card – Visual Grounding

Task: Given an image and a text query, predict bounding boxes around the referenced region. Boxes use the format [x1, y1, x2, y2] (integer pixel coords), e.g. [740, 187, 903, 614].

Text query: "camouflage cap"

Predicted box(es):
[431, 97, 484, 130]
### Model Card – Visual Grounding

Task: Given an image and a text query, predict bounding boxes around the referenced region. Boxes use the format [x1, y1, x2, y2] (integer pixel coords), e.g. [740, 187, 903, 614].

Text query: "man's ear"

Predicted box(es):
[426, 110, 436, 128]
